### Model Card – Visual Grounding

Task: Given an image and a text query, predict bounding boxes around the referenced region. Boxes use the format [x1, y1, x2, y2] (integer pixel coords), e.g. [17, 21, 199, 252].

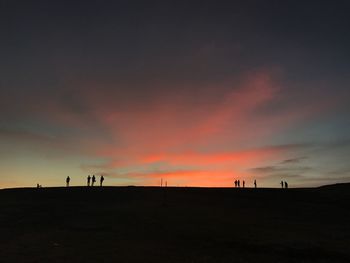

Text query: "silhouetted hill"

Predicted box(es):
[317, 182, 350, 194]
[0, 186, 349, 262]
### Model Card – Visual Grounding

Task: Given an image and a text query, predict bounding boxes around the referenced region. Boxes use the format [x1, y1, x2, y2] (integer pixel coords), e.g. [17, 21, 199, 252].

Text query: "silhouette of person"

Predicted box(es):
[100, 175, 104, 187]
[243, 180, 245, 188]
[87, 175, 91, 186]
[238, 180, 240, 188]
[285, 181, 288, 189]
[66, 176, 70, 187]
[254, 179, 257, 188]
[92, 175, 96, 186]
[281, 181, 284, 188]
[234, 180, 237, 187]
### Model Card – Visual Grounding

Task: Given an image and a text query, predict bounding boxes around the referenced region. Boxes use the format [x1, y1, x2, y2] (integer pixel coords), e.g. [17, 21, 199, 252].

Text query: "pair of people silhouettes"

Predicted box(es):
[234, 180, 240, 187]
[87, 175, 96, 186]
[281, 181, 288, 189]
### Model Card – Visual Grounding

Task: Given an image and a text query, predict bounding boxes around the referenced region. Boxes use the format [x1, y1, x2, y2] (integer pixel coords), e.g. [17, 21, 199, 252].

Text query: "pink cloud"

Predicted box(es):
[2, 69, 339, 187]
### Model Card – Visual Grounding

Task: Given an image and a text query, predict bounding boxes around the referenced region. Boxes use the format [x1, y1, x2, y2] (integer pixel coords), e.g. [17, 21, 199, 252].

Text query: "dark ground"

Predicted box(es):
[0, 184, 349, 263]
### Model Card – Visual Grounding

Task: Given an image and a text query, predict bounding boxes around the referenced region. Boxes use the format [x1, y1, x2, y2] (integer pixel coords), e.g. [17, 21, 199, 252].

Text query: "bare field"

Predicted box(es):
[0, 185, 349, 262]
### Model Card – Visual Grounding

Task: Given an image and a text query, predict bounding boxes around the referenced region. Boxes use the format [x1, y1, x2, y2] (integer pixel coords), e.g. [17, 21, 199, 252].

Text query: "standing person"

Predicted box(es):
[234, 180, 237, 187]
[281, 181, 284, 188]
[87, 175, 91, 186]
[66, 176, 70, 187]
[243, 180, 245, 188]
[100, 175, 104, 187]
[254, 179, 257, 188]
[92, 175, 96, 186]
[285, 181, 288, 189]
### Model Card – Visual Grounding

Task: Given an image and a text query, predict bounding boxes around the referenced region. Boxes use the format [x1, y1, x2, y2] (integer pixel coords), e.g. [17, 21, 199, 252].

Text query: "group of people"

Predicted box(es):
[65, 175, 105, 187]
[233, 179, 290, 189]
[47, 177, 288, 189]
[234, 179, 257, 188]
[87, 175, 104, 186]
[234, 180, 245, 188]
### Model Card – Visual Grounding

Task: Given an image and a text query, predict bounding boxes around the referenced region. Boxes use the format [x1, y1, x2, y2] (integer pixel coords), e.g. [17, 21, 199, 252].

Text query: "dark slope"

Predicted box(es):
[0, 186, 349, 262]
[317, 183, 350, 195]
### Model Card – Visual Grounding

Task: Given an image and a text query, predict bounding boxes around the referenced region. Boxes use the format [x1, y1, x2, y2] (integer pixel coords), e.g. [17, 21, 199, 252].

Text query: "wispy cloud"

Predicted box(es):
[280, 156, 308, 164]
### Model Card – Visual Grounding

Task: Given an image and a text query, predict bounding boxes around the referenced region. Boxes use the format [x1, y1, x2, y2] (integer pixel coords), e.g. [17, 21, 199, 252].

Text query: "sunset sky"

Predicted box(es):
[1, 1, 350, 188]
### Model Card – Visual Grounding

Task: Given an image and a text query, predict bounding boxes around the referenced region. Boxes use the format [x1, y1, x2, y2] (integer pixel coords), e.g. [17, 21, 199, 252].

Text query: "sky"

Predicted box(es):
[1, 1, 350, 188]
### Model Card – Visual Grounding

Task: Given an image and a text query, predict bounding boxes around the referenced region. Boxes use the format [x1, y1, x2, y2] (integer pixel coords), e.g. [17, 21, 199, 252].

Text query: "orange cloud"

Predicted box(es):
[2, 69, 336, 187]
[70, 71, 328, 186]
[140, 144, 305, 167]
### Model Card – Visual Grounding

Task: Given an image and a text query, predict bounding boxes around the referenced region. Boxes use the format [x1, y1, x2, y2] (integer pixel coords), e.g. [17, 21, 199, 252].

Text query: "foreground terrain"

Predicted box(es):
[0, 185, 349, 262]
